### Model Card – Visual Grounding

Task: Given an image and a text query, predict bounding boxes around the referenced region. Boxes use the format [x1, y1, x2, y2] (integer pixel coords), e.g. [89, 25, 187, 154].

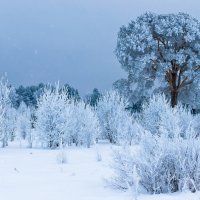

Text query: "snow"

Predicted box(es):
[0, 141, 199, 200]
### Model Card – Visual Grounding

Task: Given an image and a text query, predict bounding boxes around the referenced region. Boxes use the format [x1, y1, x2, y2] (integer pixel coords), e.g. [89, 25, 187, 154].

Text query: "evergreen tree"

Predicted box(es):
[86, 88, 101, 107]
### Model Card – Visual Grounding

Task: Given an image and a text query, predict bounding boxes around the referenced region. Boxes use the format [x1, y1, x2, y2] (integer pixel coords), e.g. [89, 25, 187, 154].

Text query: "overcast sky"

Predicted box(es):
[0, 0, 200, 94]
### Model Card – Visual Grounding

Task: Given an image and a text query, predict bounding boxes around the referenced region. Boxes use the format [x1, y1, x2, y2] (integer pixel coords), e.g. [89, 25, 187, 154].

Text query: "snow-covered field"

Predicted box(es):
[0, 141, 199, 200]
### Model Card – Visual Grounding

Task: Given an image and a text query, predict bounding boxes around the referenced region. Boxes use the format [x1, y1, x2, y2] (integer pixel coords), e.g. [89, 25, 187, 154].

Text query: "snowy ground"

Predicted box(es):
[0, 141, 199, 200]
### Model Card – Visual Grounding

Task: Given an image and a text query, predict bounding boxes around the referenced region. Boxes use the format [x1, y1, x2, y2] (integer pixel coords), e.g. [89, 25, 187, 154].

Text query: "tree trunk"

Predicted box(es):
[171, 90, 178, 108]
[166, 60, 193, 108]
[167, 60, 180, 108]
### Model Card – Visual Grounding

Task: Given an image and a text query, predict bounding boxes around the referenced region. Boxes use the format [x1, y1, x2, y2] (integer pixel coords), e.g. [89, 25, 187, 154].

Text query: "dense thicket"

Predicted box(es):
[110, 94, 200, 195]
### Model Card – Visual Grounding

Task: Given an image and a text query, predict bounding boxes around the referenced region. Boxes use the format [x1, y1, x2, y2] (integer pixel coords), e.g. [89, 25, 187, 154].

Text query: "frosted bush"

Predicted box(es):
[97, 90, 140, 145]
[95, 145, 102, 162]
[110, 132, 200, 194]
[16, 102, 32, 145]
[71, 101, 100, 148]
[109, 147, 140, 190]
[141, 94, 195, 138]
[0, 77, 16, 147]
[57, 150, 68, 164]
[109, 94, 200, 195]
[141, 94, 169, 134]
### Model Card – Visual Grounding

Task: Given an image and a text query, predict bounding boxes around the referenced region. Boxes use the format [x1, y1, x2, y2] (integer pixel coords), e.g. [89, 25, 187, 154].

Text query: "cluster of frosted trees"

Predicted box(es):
[0, 77, 33, 148]
[36, 85, 101, 148]
[0, 78, 138, 149]
[1, 77, 200, 195]
[0, 77, 17, 147]
[110, 95, 200, 195]
[96, 91, 140, 145]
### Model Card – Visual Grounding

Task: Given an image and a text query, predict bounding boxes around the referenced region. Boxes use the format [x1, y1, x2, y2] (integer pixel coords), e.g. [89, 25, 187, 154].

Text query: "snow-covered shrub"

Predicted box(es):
[141, 94, 171, 134]
[15, 102, 37, 148]
[0, 105, 4, 142]
[192, 113, 200, 137]
[110, 132, 200, 194]
[57, 149, 68, 164]
[109, 94, 200, 195]
[95, 144, 102, 162]
[16, 102, 32, 141]
[36, 85, 73, 149]
[141, 94, 195, 138]
[96, 151, 102, 162]
[0, 77, 16, 147]
[71, 101, 100, 148]
[5, 107, 17, 142]
[109, 146, 140, 190]
[139, 133, 200, 193]
[97, 90, 139, 145]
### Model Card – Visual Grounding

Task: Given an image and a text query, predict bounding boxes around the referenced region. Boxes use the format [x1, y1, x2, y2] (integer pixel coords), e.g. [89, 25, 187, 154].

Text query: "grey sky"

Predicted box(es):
[0, 0, 199, 94]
